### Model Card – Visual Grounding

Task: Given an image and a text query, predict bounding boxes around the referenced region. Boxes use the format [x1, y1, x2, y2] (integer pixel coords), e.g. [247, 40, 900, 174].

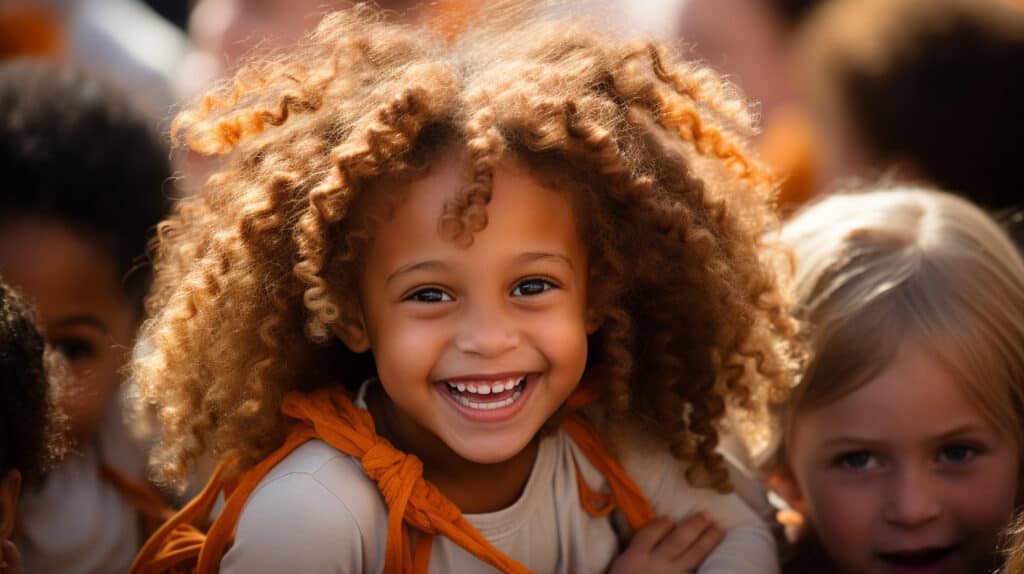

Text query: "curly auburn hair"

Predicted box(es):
[135, 2, 799, 490]
[0, 280, 65, 486]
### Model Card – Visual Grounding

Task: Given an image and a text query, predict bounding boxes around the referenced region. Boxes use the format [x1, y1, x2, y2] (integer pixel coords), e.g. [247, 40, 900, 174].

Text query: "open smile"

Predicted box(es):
[877, 545, 958, 574]
[435, 374, 534, 421]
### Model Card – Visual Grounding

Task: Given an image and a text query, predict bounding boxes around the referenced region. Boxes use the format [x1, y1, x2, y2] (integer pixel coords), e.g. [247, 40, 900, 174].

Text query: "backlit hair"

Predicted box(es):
[134, 2, 798, 489]
[766, 187, 1024, 470]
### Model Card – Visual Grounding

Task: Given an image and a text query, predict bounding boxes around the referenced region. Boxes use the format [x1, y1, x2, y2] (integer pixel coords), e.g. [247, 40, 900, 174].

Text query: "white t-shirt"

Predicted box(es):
[15, 392, 149, 574]
[219, 418, 778, 574]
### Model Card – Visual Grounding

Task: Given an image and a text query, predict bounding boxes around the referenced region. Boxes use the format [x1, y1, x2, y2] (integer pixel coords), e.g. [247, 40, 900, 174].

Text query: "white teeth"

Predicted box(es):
[453, 389, 522, 410]
[446, 376, 526, 396]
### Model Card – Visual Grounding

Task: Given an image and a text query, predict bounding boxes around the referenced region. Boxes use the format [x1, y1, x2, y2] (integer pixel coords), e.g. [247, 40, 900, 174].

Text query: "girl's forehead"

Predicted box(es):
[792, 342, 1011, 451]
[358, 152, 585, 273]
[362, 149, 586, 224]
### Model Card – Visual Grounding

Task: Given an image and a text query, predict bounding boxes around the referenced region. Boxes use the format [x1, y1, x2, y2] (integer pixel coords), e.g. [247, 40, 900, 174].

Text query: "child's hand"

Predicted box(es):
[0, 540, 21, 574]
[608, 512, 725, 574]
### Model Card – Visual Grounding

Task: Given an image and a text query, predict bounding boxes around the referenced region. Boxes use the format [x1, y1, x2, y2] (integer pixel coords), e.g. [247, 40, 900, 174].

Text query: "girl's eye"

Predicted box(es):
[834, 451, 878, 472]
[51, 338, 97, 362]
[937, 444, 978, 464]
[511, 278, 556, 297]
[405, 288, 453, 303]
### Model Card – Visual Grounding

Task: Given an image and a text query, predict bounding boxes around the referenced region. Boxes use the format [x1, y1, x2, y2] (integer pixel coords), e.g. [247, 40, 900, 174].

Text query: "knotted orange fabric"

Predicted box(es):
[131, 385, 656, 574]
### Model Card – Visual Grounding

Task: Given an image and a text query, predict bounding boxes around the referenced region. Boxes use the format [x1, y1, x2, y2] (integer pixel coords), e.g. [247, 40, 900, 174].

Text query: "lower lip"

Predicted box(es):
[885, 564, 945, 574]
[437, 375, 535, 423]
[879, 552, 952, 574]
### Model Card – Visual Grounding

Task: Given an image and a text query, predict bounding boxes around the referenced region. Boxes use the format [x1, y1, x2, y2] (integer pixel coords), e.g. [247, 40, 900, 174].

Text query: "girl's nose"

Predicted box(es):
[882, 467, 942, 527]
[454, 301, 520, 358]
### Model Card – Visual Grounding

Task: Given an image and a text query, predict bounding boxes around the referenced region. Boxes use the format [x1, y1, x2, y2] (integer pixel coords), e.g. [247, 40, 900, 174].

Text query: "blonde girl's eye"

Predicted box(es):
[833, 450, 879, 472]
[937, 443, 980, 465]
[511, 278, 556, 297]
[404, 287, 453, 303]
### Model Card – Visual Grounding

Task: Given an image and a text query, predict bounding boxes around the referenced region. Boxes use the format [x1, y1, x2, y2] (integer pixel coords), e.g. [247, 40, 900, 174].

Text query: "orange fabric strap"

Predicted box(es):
[563, 416, 655, 529]
[129, 462, 228, 574]
[129, 427, 318, 574]
[100, 464, 176, 534]
[281, 387, 533, 574]
[133, 385, 656, 574]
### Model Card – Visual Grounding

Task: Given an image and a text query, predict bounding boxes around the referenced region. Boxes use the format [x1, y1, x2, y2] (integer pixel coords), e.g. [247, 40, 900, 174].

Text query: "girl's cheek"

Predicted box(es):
[952, 453, 1020, 535]
[803, 476, 877, 569]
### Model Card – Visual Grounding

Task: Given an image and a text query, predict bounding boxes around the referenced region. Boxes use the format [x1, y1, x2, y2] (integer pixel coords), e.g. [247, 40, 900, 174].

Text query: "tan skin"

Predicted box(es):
[0, 219, 138, 448]
[0, 469, 21, 573]
[367, 384, 539, 513]
[336, 151, 724, 571]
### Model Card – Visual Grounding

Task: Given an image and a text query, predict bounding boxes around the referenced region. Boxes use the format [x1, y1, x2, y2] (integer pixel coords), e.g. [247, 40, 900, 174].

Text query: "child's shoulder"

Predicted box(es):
[586, 416, 769, 531]
[221, 439, 387, 573]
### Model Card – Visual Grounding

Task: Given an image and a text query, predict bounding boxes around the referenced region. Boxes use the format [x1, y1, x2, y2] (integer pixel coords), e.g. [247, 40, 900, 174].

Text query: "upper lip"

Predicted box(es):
[437, 372, 532, 383]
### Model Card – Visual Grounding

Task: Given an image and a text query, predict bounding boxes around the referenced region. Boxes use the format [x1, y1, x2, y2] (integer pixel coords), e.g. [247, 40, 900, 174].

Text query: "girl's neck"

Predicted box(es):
[366, 384, 539, 514]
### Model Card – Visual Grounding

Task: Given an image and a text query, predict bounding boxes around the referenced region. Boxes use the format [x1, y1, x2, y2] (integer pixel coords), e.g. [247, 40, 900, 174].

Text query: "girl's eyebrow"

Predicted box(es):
[47, 313, 109, 334]
[515, 251, 575, 270]
[386, 260, 446, 286]
[933, 423, 992, 442]
[386, 252, 575, 286]
[819, 436, 887, 450]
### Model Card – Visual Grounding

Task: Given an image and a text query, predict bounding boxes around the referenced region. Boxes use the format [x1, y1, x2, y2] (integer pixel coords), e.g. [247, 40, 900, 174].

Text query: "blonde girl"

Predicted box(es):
[769, 188, 1024, 573]
[131, 3, 797, 573]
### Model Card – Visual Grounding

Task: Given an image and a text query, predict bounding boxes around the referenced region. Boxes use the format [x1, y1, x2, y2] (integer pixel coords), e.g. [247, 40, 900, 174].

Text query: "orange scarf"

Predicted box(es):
[130, 386, 655, 574]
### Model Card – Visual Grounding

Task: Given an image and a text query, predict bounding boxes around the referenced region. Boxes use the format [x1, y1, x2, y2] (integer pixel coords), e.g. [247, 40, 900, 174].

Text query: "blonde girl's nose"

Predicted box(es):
[881, 466, 942, 528]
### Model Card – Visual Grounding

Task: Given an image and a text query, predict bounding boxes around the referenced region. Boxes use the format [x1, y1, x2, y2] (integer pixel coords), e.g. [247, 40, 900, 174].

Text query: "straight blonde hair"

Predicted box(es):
[764, 188, 1024, 477]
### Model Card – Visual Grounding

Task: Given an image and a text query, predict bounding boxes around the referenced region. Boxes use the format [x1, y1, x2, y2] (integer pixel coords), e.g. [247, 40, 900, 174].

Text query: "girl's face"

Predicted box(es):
[787, 342, 1020, 574]
[0, 220, 137, 446]
[342, 152, 590, 465]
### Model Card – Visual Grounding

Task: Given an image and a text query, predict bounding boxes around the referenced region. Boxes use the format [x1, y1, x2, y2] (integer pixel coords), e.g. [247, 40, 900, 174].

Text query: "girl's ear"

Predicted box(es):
[766, 464, 810, 540]
[0, 469, 21, 540]
[331, 312, 371, 353]
[767, 464, 806, 512]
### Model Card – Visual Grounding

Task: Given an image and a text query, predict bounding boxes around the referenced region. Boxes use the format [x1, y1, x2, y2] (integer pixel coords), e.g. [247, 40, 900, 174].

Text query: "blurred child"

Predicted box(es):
[794, 0, 1024, 242]
[676, 0, 831, 208]
[767, 188, 1024, 573]
[0, 281, 65, 574]
[130, 3, 799, 573]
[0, 60, 173, 573]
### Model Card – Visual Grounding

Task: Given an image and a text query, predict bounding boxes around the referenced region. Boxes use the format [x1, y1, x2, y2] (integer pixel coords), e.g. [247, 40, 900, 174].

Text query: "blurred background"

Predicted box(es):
[2, 0, 1020, 221]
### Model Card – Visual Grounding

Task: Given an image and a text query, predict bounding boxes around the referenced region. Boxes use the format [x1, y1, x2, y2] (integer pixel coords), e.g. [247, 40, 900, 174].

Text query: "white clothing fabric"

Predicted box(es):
[64, 0, 195, 122]
[219, 421, 778, 573]
[15, 391, 149, 574]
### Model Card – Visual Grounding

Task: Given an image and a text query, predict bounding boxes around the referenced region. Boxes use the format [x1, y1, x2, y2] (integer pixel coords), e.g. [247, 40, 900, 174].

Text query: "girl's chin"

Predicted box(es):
[445, 431, 538, 465]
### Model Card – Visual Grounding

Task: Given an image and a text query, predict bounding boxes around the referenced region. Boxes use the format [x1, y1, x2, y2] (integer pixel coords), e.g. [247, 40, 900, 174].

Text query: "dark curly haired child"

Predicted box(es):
[131, 3, 799, 573]
[0, 281, 64, 574]
[0, 60, 173, 573]
[794, 0, 1024, 245]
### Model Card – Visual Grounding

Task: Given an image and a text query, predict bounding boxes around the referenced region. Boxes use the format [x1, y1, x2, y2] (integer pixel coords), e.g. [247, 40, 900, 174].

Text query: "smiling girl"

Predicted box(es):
[769, 188, 1024, 574]
[130, 3, 799, 573]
